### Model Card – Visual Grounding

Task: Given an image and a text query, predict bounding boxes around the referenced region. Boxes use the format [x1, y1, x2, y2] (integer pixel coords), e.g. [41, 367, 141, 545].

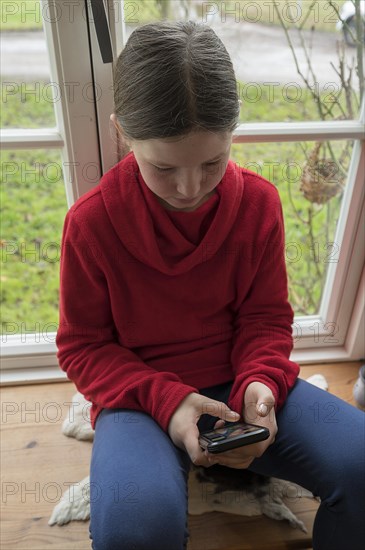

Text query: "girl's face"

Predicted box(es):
[123, 128, 233, 212]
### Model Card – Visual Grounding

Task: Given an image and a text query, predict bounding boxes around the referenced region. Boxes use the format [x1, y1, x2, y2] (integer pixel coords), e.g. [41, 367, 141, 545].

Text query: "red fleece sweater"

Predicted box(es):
[56, 152, 299, 431]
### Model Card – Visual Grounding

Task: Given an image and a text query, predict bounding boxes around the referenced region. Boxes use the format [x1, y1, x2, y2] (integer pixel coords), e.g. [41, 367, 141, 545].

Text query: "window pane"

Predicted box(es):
[1, 149, 68, 339]
[120, 0, 362, 122]
[207, 0, 362, 122]
[230, 139, 354, 316]
[1, 0, 57, 129]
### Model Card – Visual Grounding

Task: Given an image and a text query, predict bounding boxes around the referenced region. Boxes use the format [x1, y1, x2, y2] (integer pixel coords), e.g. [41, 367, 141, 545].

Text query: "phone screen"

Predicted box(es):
[202, 423, 261, 441]
[199, 421, 270, 453]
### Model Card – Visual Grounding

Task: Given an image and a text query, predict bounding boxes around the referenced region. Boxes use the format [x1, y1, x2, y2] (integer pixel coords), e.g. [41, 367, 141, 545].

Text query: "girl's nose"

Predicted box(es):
[176, 169, 201, 199]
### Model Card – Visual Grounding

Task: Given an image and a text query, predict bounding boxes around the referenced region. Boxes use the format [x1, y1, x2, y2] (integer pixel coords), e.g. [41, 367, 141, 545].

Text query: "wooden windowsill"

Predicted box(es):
[1, 361, 363, 550]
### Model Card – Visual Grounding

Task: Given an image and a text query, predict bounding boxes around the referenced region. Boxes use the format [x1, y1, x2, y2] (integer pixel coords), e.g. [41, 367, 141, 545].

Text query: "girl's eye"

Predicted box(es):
[153, 160, 221, 172]
[154, 165, 173, 172]
[204, 160, 221, 169]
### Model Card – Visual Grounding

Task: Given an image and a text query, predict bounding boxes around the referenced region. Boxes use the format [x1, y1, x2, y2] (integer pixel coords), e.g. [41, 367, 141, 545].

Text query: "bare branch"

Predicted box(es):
[286, 178, 308, 226]
[328, 0, 358, 46]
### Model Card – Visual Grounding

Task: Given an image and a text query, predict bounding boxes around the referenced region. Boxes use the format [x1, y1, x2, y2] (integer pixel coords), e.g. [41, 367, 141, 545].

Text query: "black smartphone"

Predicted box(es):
[199, 421, 270, 454]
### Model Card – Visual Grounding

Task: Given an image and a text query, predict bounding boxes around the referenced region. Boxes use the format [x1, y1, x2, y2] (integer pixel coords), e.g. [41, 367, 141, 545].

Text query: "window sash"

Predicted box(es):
[1, 0, 364, 382]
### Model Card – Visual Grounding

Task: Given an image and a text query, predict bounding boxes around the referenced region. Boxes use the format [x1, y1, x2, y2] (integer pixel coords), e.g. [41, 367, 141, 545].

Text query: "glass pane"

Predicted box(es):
[1, 0, 57, 129]
[1, 149, 68, 339]
[230, 139, 354, 316]
[207, 0, 362, 122]
[120, 0, 362, 122]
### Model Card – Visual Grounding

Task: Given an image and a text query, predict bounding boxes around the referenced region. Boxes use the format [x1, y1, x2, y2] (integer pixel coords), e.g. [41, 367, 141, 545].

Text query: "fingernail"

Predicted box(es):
[228, 411, 240, 418]
[258, 404, 269, 415]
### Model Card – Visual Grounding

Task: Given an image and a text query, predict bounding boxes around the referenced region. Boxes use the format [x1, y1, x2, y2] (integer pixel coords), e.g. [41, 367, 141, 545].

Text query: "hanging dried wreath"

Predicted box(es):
[300, 142, 346, 204]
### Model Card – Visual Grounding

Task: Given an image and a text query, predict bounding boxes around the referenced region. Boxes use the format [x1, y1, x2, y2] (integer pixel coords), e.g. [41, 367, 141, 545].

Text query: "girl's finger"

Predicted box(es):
[213, 418, 226, 429]
[200, 397, 240, 422]
[184, 429, 211, 466]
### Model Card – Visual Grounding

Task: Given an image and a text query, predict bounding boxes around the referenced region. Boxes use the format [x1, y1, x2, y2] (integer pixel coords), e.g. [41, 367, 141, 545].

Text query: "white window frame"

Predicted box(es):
[1, 0, 364, 385]
[1, 0, 118, 382]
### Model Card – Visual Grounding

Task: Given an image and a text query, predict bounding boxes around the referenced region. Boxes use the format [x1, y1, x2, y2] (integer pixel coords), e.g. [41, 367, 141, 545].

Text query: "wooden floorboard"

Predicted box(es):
[0, 361, 363, 550]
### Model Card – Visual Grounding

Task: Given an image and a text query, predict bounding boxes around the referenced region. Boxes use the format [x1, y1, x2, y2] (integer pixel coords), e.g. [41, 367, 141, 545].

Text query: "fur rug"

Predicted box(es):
[49, 375, 328, 530]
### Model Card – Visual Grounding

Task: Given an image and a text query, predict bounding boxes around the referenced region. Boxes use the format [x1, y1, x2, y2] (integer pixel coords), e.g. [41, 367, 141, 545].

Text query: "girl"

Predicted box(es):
[56, 20, 365, 550]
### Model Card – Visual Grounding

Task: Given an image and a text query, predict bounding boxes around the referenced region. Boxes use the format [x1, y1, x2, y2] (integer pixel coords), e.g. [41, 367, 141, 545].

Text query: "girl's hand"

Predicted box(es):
[203, 382, 278, 469]
[167, 392, 240, 467]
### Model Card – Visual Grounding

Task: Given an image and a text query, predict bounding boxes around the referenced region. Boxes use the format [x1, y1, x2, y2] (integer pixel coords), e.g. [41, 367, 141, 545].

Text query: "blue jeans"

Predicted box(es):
[89, 379, 365, 550]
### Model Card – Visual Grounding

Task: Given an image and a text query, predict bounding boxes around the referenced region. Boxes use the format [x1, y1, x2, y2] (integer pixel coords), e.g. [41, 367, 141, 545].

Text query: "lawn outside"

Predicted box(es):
[1, 0, 360, 334]
[1, 0, 347, 33]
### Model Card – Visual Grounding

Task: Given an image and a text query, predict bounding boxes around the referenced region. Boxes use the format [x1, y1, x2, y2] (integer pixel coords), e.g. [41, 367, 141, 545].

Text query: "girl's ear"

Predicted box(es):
[110, 113, 131, 147]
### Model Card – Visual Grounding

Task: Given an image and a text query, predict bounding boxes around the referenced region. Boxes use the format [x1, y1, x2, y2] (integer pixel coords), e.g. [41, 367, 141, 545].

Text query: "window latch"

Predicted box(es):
[89, 0, 113, 63]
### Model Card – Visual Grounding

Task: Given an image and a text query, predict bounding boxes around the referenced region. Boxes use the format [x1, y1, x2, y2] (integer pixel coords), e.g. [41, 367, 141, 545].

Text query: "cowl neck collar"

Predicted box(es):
[100, 152, 244, 276]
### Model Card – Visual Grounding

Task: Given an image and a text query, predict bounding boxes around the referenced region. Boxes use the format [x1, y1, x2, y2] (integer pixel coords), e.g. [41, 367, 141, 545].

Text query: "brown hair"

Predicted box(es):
[113, 20, 240, 140]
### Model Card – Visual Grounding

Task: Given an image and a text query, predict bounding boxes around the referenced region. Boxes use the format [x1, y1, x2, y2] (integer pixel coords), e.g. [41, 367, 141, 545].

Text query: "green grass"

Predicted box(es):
[195, 0, 347, 32]
[1, 79, 67, 334]
[1, 138, 347, 331]
[1, 148, 68, 334]
[1, 1, 42, 31]
[0, 0, 164, 30]
[0, 72, 352, 333]
[237, 80, 361, 123]
[230, 140, 350, 315]
[1, 0, 347, 32]
[0, 81, 57, 128]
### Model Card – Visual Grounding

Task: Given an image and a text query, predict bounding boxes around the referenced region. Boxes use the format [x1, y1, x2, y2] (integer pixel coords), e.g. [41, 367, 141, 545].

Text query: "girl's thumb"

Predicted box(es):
[257, 401, 275, 417]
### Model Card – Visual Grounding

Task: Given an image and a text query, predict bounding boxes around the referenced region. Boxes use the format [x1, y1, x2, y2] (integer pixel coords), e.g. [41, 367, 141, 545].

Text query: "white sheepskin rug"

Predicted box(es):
[49, 375, 328, 531]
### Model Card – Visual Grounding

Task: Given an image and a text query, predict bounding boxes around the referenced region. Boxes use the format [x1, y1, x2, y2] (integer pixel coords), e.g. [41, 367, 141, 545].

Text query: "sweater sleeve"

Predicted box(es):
[56, 209, 197, 432]
[228, 193, 300, 417]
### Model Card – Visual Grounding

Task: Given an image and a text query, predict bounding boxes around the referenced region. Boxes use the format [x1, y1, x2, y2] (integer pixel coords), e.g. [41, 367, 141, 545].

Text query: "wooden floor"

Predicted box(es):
[1, 361, 363, 550]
